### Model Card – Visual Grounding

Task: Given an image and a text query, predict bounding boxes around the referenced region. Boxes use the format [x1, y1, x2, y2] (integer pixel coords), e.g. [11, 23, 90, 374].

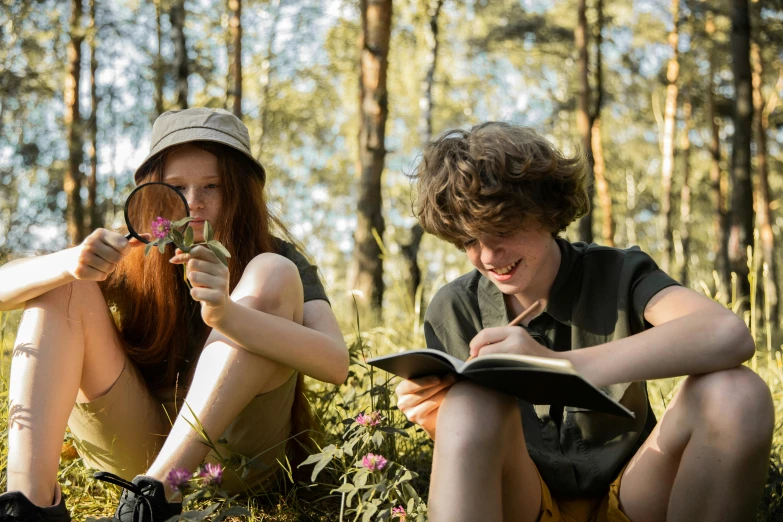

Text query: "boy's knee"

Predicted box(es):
[685, 367, 773, 444]
[438, 381, 519, 445]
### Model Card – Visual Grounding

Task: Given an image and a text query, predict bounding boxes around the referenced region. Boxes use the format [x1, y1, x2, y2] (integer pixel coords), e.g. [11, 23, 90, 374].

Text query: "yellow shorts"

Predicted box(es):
[537, 465, 630, 522]
[67, 360, 296, 493]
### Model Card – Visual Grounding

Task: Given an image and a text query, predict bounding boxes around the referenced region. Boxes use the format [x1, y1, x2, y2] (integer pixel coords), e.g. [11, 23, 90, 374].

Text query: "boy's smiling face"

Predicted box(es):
[463, 218, 560, 299]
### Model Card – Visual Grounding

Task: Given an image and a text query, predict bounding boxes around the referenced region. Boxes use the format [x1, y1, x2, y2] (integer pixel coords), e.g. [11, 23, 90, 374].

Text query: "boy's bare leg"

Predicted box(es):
[7, 281, 126, 506]
[429, 381, 541, 522]
[619, 367, 773, 522]
[145, 254, 303, 497]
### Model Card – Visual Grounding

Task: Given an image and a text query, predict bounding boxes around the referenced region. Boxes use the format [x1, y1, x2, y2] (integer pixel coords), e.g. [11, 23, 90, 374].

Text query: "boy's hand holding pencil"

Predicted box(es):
[468, 300, 553, 361]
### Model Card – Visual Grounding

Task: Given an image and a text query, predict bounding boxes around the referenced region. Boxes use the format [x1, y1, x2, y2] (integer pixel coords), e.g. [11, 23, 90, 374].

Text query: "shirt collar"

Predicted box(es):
[476, 236, 581, 328]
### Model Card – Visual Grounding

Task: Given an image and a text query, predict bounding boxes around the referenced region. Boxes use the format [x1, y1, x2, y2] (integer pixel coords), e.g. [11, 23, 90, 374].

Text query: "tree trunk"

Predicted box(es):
[87, 0, 100, 232]
[728, 0, 754, 311]
[625, 170, 637, 246]
[706, 12, 731, 303]
[401, 223, 425, 305]
[417, 0, 443, 144]
[402, 0, 443, 305]
[228, 0, 242, 118]
[170, 0, 188, 110]
[65, 0, 86, 246]
[590, 0, 612, 247]
[258, 0, 281, 153]
[575, 0, 594, 244]
[659, 0, 679, 274]
[751, 42, 779, 331]
[154, 0, 164, 117]
[678, 91, 692, 286]
[351, 0, 392, 312]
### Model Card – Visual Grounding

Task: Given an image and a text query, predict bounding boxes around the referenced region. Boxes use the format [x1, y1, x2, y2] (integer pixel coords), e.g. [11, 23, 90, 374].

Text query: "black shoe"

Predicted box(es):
[94, 473, 182, 522]
[0, 488, 71, 522]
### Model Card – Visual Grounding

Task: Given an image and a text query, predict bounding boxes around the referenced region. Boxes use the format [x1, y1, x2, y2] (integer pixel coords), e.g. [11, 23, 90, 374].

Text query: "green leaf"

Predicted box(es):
[379, 427, 410, 437]
[298, 452, 324, 467]
[184, 226, 194, 248]
[346, 487, 359, 508]
[398, 469, 414, 482]
[171, 217, 195, 228]
[158, 240, 167, 254]
[204, 220, 213, 242]
[371, 431, 384, 448]
[209, 244, 230, 267]
[144, 242, 154, 256]
[354, 469, 369, 488]
[171, 229, 185, 250]
[207, 240, 231, 258]
[361, 503, 378, 522]
[311, 452, 333, 482]
[331, 482, 355, 494]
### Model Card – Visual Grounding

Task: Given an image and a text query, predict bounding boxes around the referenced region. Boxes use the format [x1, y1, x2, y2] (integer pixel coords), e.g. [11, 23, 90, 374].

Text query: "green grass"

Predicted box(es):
[2, 279, 783, 521]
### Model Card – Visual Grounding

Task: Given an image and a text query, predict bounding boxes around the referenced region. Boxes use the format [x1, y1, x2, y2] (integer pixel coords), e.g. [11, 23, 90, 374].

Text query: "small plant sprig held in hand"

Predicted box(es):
[145, 217, 232, 287]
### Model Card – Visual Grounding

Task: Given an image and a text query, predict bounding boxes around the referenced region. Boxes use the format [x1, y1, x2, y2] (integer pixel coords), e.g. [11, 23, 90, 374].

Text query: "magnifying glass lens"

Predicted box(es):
[125, 183, 189, 243]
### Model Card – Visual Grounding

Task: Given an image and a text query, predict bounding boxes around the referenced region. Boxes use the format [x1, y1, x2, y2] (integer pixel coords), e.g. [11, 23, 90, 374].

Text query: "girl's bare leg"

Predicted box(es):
[7, 281, 126, 506]
[145, 254, 303, 497]
[429, 381, 542, 522]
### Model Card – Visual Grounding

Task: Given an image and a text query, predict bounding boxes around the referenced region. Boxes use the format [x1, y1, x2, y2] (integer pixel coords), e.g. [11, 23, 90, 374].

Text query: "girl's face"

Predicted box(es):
[163, 144, 222, 243]
[463, 218, 560, 298]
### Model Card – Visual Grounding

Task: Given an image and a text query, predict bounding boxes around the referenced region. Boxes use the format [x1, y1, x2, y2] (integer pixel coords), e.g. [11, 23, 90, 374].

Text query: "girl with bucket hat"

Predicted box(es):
[0, 108, 349, 520]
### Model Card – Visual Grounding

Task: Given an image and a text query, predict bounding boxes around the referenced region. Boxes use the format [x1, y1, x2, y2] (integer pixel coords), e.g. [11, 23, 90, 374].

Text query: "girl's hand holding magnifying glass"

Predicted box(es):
[67, 229, 148, 281]
[170, 245, 230, 328]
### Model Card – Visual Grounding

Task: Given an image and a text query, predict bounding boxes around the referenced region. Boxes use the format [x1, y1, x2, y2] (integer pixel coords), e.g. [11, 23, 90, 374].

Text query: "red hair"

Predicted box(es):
[101, 142, 274, 388]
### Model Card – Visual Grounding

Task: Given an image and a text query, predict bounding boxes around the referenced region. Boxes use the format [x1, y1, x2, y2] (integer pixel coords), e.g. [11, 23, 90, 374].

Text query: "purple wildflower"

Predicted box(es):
[361, 453, 388, 472]
[199, 462, 223, 486]
[151, 216, 171, 239]
[165, 467, 192, 492]
[392, 506, 407, 521]
[355, 411, 382, 427]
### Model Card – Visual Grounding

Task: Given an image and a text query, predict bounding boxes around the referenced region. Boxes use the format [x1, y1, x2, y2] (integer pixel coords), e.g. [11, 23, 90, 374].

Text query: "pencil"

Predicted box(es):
[507, 299, 543, 327]
[467, 299, 543, 361]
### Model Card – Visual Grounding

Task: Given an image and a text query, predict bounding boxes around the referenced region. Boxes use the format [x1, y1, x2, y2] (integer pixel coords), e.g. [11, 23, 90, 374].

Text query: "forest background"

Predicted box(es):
[2, 0, 783, 520]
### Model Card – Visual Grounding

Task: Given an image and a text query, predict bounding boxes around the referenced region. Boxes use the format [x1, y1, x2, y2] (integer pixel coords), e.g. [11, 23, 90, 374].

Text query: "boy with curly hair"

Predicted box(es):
[395, 122, 773, 522]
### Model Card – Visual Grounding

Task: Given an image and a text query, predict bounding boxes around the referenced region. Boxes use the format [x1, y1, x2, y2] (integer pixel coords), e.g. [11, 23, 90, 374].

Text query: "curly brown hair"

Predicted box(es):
[414, 122, 590, 247]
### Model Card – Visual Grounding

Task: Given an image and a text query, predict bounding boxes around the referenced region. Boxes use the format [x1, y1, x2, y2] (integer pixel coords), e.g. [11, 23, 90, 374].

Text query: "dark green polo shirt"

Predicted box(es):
[275, 238, 330, 304]
[423, 238, 680, 496]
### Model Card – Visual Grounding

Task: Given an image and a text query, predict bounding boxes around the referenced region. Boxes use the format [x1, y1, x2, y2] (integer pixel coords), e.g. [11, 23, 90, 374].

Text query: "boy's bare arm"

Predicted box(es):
[562, 286, 754, 387]
[470, 285, 754, 387]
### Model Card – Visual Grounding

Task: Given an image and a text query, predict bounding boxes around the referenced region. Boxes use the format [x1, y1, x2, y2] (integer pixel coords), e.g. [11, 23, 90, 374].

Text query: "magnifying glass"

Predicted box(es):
[123, 182, 190, 244]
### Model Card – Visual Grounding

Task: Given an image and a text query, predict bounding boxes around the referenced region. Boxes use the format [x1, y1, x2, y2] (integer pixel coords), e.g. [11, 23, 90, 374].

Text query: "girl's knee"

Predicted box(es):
[25, 280, 100, 311]
[235, 253, 303, 317]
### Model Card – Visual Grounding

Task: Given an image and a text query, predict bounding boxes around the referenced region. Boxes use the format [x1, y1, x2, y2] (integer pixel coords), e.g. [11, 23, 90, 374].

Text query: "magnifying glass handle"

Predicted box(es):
[125, 232, 133, 240]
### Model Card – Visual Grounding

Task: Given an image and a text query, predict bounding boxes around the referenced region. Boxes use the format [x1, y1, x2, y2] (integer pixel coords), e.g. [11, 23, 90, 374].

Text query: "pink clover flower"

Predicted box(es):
[151, 216, 172, 239]
[165, 467, 192, 492]
[355, 411, 382, 427]
[361, 453, 388, 472]
[199, 462, 223, 486]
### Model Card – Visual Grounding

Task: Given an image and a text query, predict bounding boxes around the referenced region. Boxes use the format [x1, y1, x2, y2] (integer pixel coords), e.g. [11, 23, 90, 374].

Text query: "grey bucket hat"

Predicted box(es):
[134, 107, 265, 183]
